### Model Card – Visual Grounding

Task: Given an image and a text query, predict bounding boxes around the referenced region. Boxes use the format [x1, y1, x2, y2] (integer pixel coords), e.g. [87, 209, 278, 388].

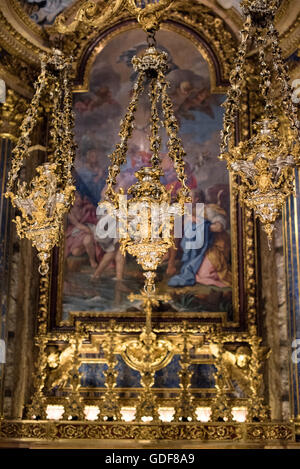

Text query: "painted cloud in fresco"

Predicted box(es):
[25, 0, 73, 24]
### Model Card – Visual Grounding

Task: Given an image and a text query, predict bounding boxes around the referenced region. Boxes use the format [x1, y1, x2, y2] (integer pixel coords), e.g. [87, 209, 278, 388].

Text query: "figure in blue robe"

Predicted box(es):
[168, 219, 213, 287]
[74, 167, 106, 206]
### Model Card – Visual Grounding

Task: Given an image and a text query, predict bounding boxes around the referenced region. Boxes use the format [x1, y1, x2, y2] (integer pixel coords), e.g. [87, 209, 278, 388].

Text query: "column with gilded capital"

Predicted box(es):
[283, 168, 300, 422]
[0, 88, 28, 416]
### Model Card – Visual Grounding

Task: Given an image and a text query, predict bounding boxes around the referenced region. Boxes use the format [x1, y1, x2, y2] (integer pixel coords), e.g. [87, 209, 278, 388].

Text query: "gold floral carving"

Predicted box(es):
[45, 1, 237, 93]
[53, 0, 176, 34]
[0, 47, 37, 98]
[0, 88, 29, 139]
[0, 420, 295, 442]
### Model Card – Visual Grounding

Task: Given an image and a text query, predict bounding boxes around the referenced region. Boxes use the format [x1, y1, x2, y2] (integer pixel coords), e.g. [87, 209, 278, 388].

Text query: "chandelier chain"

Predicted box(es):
[147, 29, 157, 47]
[6, 61, 49, 193]
[268, 25, 300, 136]
[220, 16, 251, 158]
[149, 77, 162, 169]
[158, 69, 191, 202]
[61, 65, 76, 186]
[257, 32, 273, 120]
[221, 9, 300, 160]
[105, 70, 146, 205]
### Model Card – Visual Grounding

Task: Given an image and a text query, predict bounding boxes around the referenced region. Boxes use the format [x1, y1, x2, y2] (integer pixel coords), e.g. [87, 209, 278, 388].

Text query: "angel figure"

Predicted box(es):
[45, 343, 76, 390]
[209, 343, 270, 396]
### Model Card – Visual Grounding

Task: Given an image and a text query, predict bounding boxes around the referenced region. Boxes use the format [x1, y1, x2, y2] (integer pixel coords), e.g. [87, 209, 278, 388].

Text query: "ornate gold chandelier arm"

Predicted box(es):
[49, 79, 61, 160]
[149, 77, 162, 169]
[105, 45, 191, 207]
[257, 34, 273, 119]
[53, 0, 124, 34]
[105, 70, 146, 206]
[6, 51, 74, 196]
[268, 25, 300, 138]
[219, 15, 251, 159]
[158, 69, 191, 204]
[221, 0, 300, 160]
[60, 63, 76, 186]
[126, 0, 176, 32]
[53, 0, 176, 35]
[5, 57, 50, 195]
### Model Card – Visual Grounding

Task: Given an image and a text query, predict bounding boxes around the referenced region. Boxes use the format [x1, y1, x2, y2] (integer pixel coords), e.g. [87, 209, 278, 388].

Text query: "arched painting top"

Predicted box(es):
[73, 19, 232, 94]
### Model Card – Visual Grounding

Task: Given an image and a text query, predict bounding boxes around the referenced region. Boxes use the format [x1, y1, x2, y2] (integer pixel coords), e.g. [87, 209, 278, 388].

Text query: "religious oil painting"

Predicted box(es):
[61, 29, 232, 321]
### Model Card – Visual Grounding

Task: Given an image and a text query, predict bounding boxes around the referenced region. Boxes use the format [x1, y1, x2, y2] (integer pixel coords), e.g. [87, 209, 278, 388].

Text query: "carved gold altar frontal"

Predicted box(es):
[1, 0, 299, 447]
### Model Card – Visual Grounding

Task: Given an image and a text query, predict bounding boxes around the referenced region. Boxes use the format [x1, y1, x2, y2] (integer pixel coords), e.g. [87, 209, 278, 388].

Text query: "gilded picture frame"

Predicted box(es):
[46, 19, 256, 334]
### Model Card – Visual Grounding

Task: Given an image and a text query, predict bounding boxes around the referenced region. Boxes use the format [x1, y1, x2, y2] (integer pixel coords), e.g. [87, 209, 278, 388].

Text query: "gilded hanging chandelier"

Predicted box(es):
[102, 40, 190, 302]
[99, 8, 191, 420]
[220, 0, 300, 243]
[5, 49, 76, 275]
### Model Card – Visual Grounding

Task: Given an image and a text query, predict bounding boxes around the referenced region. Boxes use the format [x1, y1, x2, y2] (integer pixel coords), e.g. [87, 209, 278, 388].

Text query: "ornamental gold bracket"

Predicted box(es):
[53, 0, 177, 35]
